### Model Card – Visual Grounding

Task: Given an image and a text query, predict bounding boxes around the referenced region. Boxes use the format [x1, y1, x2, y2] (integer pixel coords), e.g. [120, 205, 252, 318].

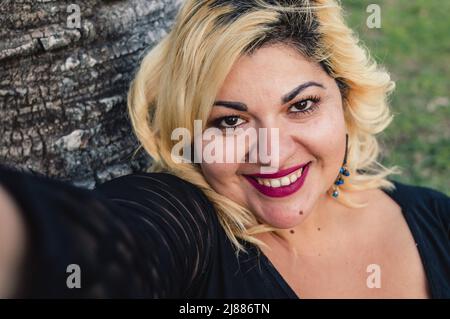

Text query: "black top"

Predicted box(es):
[0, 165, 449, 298]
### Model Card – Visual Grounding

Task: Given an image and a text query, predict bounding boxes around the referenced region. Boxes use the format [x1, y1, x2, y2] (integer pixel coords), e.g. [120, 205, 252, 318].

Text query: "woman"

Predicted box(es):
[0, 0, 449, 298]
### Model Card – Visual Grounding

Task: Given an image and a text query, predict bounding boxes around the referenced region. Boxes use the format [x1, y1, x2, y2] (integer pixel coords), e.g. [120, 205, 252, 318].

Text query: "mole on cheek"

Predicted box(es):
[299, 211, 303, 215]
[290, 230, 295, 234]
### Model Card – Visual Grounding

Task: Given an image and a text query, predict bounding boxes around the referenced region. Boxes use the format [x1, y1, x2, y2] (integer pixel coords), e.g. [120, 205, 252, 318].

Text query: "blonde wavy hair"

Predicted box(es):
[127, 0, 401, 252]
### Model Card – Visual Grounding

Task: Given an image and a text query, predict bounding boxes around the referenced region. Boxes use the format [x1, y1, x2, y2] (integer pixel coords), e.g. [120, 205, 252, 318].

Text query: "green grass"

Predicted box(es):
[342, 0, 450, 194]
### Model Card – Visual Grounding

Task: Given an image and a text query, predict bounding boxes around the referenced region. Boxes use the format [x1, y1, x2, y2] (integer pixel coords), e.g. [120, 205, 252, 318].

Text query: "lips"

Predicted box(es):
[243, 161, 312, 198]
[244, 162, 310, 179]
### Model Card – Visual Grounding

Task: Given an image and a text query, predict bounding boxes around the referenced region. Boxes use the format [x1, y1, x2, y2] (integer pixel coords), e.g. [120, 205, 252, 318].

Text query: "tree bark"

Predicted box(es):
[0, 0, 181, 188]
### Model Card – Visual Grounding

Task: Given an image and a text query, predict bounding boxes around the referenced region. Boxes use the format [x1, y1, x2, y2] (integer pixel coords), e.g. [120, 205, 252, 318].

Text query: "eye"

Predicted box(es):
[214, 115, 246, 129]
[288, 96, 321, 115]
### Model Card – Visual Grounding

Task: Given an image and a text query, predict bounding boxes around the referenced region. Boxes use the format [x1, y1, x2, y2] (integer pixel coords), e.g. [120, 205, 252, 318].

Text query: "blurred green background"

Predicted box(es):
[343, 0, 450, 195]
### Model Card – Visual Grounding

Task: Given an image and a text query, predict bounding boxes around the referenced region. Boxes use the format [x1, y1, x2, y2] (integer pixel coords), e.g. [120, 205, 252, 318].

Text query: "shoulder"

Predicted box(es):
[384, 180, 450, 229]
[387, 180, 449, 210]
[95, 171, 208, 201]
[93, 172, 222, 297]
[96, 170, 194, 188]
[94, 171, 218, 224]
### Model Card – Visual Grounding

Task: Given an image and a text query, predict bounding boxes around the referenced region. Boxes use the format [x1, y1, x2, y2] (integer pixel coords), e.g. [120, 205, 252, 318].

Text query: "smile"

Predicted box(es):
[243, 162, 311, 198]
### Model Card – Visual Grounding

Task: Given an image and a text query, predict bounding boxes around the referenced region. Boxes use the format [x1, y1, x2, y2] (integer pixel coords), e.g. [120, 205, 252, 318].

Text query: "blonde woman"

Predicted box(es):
[0, 0, 449, 298]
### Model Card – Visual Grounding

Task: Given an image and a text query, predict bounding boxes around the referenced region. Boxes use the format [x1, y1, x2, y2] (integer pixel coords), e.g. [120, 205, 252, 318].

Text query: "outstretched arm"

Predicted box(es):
[0, 166, 218, 298]
[0, 184, 26, 298]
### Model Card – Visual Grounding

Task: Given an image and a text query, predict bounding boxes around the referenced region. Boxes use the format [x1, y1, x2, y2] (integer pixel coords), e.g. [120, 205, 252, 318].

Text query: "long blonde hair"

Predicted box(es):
[127, 0, 401, 252]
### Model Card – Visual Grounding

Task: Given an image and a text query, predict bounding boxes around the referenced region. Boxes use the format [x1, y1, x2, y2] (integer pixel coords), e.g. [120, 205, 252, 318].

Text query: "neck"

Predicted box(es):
[267, 191, 360, 256]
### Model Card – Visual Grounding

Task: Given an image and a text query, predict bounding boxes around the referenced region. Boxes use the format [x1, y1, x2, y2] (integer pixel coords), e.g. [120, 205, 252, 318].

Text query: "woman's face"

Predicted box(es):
[200, 43, 347, 229]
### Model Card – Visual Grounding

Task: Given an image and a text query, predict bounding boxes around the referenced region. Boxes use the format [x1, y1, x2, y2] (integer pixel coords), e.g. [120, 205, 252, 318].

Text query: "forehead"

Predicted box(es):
[217, 43, 326, 96]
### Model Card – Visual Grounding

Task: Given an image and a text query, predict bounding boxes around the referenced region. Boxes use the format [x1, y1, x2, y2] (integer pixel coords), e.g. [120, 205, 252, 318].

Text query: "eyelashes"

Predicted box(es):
[211, 115, 245, 129]
[288, 95, 321, 116]
[211, 95, 321, 129]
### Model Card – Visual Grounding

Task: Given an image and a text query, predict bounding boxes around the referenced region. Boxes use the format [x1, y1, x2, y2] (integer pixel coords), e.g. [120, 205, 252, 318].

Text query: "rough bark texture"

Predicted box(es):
[0, 0, 181, 188]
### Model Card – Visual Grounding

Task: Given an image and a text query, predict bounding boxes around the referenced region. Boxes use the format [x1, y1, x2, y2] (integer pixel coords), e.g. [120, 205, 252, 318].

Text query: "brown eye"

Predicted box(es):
[217, 116, 245, 128]
[288, 96, 321, 115]
[290, 99, 314, 112]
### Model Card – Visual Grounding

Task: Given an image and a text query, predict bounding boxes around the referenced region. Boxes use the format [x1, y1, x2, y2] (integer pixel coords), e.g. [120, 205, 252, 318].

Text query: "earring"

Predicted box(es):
[331, 133, 350, 198]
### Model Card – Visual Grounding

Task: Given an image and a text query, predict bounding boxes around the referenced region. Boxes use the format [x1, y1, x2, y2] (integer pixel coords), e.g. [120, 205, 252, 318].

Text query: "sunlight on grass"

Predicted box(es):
[342, 0, 450, 194]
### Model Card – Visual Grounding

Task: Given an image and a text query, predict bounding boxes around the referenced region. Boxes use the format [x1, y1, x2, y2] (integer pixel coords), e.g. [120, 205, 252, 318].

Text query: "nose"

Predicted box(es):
[249, 118, 299, 174]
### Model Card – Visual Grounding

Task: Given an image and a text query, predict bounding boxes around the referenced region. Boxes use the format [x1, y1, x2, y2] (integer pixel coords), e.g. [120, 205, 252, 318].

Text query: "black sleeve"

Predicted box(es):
[0, 165, 219, 298]
[423, 186, 450, 240]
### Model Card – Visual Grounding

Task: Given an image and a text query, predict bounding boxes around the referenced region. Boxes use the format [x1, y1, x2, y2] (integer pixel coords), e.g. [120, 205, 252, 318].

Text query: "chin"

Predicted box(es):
[256, 205, 305, 229]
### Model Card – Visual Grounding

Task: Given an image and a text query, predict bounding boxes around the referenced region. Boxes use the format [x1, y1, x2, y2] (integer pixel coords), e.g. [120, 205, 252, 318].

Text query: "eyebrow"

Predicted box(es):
[213, 81, 325, 111]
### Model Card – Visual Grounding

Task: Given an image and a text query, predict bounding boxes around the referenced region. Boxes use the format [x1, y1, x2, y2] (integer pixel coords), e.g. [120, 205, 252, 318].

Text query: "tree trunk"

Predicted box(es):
[0, 0, 180, 188]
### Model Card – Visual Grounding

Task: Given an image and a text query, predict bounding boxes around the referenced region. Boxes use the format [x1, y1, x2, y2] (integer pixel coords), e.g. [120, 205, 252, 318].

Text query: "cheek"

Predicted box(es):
[201, 162, 252, 209]
[286, 103, 346, 185]
[297, 104, 345, 156]
[200, 162, 240, 188]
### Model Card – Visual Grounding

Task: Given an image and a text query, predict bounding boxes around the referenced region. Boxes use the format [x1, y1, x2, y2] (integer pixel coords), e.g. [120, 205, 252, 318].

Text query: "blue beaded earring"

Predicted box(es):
[331, 133, 350, 198]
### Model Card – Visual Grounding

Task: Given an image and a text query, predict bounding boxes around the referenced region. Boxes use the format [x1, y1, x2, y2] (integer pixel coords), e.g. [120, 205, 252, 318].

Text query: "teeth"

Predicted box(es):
[270, 179, 281, 188]
[255, 166, 305, 188]
[280, 176, 290, 186]
[289, 174, 297, 183]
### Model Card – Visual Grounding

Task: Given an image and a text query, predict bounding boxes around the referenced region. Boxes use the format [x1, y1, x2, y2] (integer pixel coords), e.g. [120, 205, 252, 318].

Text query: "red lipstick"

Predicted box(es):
[245, 162, 310, 178]
[243, 161, 311, 198]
